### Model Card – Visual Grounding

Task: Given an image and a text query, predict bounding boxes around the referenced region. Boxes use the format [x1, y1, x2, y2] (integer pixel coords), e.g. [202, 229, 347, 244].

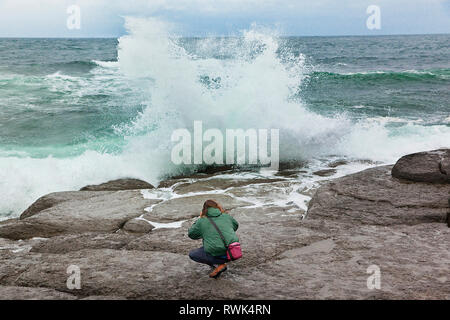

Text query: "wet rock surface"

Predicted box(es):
[172, 178, 285, 194]
[142, 194, 251, 222]
[313, 169, 337, 177]
[80, 178, 154, 191]
[0, 150, 449, 299]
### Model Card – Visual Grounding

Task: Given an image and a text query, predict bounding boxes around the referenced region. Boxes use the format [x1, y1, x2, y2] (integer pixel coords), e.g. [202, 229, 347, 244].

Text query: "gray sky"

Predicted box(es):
[0, 0, 449, 37]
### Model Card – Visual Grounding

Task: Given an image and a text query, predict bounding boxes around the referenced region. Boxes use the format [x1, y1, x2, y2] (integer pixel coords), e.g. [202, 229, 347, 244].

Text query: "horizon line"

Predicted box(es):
[0, 32, 449, 39]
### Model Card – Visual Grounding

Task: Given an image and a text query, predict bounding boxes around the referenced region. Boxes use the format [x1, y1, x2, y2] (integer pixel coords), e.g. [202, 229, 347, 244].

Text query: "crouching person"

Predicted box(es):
[188, 200, 239, 278]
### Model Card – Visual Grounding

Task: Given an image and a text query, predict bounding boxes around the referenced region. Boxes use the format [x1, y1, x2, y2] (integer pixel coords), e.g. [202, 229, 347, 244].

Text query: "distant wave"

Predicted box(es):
[308, 69, 450, 82]
[92, 59, 119, 68]
[45, 60, 118, 73]
[49, 60, 97, 68]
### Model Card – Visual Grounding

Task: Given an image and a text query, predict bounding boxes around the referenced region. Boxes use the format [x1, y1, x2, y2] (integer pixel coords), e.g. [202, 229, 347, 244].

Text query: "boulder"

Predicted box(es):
[0, 190, 161, 240]
[21, 192, 77, 219]
[392, 149, 450, 183]
[80, 178, 154, 191]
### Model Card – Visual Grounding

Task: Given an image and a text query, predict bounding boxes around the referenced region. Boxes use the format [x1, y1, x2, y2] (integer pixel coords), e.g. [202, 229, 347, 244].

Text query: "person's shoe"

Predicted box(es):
[209, 263, 227, 278]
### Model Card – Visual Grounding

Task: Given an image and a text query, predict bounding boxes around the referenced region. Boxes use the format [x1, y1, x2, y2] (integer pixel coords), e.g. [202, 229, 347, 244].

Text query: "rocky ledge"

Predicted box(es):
[0, 150, 448, 300]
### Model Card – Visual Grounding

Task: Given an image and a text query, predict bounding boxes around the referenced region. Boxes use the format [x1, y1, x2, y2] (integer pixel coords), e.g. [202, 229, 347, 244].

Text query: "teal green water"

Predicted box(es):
[1, 35, 449, 156]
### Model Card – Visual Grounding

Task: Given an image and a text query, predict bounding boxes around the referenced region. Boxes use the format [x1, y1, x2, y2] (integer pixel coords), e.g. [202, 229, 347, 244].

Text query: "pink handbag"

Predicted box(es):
[207, 217, 242, 261]
[226, 242, 242, 261]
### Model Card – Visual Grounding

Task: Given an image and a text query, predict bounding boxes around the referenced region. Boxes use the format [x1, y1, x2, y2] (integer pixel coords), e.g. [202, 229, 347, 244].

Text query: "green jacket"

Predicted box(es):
[188, 207, 239, 257]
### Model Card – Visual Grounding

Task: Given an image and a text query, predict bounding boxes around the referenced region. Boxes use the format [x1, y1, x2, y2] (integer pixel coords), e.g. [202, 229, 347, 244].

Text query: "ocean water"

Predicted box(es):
[1, 18, 449, 218]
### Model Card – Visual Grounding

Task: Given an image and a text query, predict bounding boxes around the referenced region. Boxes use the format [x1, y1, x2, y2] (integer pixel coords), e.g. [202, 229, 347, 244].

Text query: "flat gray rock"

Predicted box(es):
[308, 165, 449, 225]
[30, 232, 139, 254]
[125, 224, 193, 254]
[0, 249, 213, 299]
[0, 191, 161, 240]
[0, 286, 77, 300]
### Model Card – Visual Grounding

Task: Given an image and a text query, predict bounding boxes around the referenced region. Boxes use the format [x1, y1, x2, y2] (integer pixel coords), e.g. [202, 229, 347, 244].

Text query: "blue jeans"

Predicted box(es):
[189, 247, 228, 267]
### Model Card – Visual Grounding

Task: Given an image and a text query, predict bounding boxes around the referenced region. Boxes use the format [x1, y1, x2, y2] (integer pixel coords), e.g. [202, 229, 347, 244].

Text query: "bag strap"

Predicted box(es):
[206, 216, 234, 260]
